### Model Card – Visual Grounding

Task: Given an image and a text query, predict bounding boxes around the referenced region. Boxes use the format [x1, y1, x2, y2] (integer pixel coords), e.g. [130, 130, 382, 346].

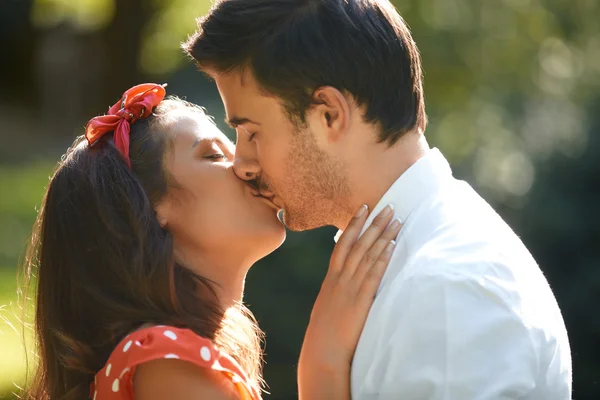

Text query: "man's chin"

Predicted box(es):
[279, 207, 325, 232]
[279, 208, 302, 232]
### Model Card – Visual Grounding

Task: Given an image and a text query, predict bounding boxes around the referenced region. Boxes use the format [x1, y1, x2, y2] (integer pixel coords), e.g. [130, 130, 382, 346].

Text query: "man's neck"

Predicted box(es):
[336, 132, 429, 230]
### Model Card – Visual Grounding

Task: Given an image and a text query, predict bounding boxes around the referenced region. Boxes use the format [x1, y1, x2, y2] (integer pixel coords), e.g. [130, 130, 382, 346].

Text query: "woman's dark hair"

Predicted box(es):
[183, 0, 427, 145]
[21, 98, 263, 399]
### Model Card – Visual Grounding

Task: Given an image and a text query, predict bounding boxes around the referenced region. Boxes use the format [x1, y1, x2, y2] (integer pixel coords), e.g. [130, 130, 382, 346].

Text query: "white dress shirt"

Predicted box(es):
[344, 148, 572, 399]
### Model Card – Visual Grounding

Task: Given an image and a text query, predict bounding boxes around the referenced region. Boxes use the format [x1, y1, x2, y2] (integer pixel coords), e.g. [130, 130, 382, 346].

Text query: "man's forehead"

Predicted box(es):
[211, 67, 250, 88]
[215, 68, 275, 99]
[214, 69, 281, 127]
[217, 78, 263, 120]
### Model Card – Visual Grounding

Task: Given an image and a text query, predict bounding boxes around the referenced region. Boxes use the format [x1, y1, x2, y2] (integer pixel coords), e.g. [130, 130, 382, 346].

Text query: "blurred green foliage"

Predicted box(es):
[1, 0, 599, 399]
[0, 163, 53, 398]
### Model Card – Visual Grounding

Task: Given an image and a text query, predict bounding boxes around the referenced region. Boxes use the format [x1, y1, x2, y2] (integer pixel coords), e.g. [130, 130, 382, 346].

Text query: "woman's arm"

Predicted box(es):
[134, 358, 241, 400]
[298, 205, 401, 400]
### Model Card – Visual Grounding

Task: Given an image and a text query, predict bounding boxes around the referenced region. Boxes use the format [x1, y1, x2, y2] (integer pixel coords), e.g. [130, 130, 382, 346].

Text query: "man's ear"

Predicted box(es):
[311, 86, 352, 142]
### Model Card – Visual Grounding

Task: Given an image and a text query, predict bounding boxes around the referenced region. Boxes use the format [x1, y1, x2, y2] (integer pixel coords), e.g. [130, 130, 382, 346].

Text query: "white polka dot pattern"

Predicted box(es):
[163, 330, 177, 340]
[200, 346, 211, 362]
[92, 326, 259, 399]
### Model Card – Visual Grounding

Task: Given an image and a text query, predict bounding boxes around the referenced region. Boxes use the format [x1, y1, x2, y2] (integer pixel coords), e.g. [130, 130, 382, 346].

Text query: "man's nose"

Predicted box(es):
[233, 147, 261, 182]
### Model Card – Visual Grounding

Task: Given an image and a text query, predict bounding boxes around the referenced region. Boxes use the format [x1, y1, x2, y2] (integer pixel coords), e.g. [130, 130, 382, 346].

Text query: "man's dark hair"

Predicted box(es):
[183, 0, 427, 145]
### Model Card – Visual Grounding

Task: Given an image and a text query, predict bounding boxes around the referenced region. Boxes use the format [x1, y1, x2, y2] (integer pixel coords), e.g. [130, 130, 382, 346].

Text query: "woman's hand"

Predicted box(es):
[298, 204, 401, 400]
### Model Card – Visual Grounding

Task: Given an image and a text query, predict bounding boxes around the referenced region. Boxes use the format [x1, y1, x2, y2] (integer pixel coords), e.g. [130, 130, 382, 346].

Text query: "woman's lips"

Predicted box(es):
[260, 194, 280, 210]
[249, 187, 280, 210]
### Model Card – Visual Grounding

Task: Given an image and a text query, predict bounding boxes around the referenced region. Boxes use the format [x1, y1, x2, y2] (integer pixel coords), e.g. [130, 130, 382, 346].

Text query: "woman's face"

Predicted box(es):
[157, 109, 285, 267]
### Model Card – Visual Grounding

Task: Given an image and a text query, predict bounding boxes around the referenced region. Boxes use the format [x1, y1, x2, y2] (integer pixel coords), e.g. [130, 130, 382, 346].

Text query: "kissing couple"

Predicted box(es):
[24, 1, 571, 399]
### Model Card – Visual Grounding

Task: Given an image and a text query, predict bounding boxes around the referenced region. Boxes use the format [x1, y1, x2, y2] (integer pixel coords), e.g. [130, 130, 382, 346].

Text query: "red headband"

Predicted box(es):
[85, 83, 167, 167]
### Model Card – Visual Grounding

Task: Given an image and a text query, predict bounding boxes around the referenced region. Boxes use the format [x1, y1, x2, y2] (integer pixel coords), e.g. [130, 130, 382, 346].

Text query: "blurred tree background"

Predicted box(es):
[0, 0, 598, 398]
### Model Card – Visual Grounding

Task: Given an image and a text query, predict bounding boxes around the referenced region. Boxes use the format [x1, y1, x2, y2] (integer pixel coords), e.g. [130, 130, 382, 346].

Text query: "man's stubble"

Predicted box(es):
[276, 128, 352, 231]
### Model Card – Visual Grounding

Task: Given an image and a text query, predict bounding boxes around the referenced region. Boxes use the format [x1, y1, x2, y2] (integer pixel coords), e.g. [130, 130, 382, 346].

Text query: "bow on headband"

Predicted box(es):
[85, 83, 167, 167]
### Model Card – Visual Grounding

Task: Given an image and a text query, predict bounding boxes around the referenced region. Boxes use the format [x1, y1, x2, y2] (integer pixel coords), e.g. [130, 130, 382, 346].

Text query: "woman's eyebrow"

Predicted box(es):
[192, 137, 234, 151]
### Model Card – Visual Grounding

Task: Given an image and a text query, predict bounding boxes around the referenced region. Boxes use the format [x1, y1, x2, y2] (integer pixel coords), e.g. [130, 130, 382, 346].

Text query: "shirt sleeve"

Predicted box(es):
[355, 270, 539, 399]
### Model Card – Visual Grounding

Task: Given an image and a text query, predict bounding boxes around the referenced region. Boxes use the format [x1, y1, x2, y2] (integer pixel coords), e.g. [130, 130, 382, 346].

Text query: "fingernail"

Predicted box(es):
[381, 204, 394, 217]
[389, 218, 402, 231]
[356, 204, 368, 218]
[386, 240, 396, 253]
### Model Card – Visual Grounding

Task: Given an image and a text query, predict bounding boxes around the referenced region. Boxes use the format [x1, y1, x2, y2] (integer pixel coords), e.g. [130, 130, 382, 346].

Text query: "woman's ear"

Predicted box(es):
[154, 200, 170, 228]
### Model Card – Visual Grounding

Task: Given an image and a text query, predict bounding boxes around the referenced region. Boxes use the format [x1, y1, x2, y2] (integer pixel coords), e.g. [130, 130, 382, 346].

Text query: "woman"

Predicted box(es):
[22, 84, 400, 399]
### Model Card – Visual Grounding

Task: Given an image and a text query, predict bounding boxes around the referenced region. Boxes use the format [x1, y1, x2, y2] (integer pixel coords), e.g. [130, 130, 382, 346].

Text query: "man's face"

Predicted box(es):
[212, 70, 349, 231]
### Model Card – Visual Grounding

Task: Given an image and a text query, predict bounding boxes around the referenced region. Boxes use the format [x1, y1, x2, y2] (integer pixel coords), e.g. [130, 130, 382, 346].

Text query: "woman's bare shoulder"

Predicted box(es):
[134, 358, 241, 400]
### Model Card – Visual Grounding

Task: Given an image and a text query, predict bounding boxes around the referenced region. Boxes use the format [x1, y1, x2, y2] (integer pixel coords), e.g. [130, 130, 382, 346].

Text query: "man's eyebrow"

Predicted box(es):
[225, 116, 261, 128]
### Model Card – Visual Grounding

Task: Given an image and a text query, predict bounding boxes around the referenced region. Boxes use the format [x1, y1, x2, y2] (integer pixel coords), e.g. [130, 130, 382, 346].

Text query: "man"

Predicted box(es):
[183, 0, 572, 398]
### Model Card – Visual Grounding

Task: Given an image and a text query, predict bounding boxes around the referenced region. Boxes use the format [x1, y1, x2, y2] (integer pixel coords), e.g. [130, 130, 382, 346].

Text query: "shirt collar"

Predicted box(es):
[334, 148, 452, 242]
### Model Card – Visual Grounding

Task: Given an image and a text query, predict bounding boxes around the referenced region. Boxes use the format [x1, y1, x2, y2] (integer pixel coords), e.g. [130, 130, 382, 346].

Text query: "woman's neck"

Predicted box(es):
[212, 270, 248, 310]
[177, 245, 253, 310]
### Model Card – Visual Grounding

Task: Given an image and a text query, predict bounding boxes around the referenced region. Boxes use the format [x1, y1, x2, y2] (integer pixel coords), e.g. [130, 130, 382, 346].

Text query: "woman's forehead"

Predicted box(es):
[171, 111, 233, 146]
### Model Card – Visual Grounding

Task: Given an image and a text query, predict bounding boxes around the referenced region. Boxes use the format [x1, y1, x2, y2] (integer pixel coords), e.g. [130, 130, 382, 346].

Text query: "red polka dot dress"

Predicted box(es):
[90, 326, 261, 400]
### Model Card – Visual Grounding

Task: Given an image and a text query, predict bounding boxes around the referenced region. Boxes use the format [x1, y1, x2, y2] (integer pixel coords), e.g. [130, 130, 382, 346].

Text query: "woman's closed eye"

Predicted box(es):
[205, 153, 228, 161]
